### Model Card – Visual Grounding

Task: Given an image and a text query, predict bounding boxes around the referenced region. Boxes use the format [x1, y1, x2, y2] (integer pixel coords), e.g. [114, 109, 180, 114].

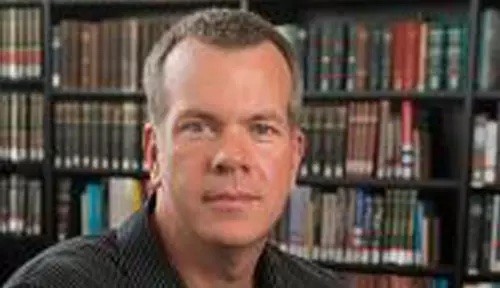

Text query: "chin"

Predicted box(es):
[198, 222, 269, 247]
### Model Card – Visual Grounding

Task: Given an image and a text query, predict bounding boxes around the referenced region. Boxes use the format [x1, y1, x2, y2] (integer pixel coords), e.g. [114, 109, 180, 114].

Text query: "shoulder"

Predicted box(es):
[267, 245, 353, 288]
[3, 231, 123, 288]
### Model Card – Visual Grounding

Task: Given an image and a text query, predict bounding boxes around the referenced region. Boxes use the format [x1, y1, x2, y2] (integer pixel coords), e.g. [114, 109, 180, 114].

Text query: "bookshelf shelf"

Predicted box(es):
[52, 90, 146, 102]
[469, 185, 500, 194]
[474, 91, 500, 100]
[0, 79, 44, 90]
[0, 233, 49, 241]
[297, 176, 459, 190]
[318, 262, 455, 277]
[54, 168, 149, 179]
[465, 272, 500, 282]
[303, 90, 466, 103]
[0, 161, 43, 177]
[0, 0, 41, 7]
[50, 0, 240, 7]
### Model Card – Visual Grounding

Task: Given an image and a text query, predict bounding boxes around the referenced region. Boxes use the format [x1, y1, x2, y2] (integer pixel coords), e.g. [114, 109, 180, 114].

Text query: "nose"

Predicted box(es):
[210, 127, 251, 175]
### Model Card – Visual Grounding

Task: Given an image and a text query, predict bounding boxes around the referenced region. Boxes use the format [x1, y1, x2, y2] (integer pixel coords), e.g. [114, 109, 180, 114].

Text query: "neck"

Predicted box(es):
[152, 205, 267, 288]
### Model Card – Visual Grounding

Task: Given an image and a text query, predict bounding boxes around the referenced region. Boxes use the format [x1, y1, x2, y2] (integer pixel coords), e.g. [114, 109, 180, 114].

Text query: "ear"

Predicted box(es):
[144, 122, 161, 196]
[290, 125, 306, 184]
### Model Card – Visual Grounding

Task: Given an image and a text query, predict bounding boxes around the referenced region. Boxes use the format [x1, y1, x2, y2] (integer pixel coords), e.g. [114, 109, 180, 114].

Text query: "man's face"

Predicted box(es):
[151, 37, 304, 247]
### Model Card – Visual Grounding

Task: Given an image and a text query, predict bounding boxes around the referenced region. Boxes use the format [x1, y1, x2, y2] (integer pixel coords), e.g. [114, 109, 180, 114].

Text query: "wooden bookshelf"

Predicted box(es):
[319, 262, 455, 277]
[298, 176, 459, 190]
[0, 0, 495, 287]
[52, 90, 146, 102]
[304, 91, 467, 103]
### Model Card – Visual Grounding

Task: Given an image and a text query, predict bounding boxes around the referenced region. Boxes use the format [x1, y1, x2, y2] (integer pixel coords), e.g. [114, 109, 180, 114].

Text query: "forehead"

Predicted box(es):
[162, 37, 293, 118]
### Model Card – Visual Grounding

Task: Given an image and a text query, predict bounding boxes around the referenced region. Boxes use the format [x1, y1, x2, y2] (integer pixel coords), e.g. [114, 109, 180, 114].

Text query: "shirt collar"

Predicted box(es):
[115, 193, 285, 288]
[116, 193, 186, 287]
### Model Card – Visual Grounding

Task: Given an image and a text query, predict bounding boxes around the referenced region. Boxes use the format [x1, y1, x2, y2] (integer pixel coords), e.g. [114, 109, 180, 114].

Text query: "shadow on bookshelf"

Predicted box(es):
[0, 79, 44, 90]
[474, 91, 500, 100]
[297, 176, 459, 190]
[54, 167, 149, 179]
[303, 91, 466, 103]
[317, 262, 454, 277]
[465, 272, 500, 282]
[51, 90, 146, 102]
[0, 0, 41, 7]
[51, 0, 239, 8]
[0, 161, 43, 177]
[469, 185, 500, 194]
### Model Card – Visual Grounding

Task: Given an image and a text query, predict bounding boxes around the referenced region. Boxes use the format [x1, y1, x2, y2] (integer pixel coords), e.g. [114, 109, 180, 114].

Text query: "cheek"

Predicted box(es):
[170, 142, 210, 184]
[160, 143, 208, 216]
[255, 143, 294, 183]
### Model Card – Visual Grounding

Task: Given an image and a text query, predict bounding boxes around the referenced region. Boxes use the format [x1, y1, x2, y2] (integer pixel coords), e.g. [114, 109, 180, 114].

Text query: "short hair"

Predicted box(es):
[142, 8, 303, 127]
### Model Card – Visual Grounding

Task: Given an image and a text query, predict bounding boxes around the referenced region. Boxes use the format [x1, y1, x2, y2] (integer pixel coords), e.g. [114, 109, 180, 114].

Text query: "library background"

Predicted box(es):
[1, 0, 500, 287]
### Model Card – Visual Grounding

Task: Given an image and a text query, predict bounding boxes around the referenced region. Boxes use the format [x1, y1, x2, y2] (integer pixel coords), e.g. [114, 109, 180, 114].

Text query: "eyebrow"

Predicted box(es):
[176, 109, 220, 124]
[176, 108, 287, 126]
[247, 110, 287, 126]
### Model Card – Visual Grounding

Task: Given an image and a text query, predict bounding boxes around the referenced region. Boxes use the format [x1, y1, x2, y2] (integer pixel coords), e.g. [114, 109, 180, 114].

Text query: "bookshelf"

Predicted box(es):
[297, 176, 459, 190]
[1, 0, 500, 287]
[318, 262, 455, 278]
[51, 90, 146, 102]
[304, 91, 468, 102]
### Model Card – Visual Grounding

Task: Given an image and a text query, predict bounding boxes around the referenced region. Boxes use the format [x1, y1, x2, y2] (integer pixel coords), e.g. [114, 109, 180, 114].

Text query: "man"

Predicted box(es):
[4, 8, 350, 288]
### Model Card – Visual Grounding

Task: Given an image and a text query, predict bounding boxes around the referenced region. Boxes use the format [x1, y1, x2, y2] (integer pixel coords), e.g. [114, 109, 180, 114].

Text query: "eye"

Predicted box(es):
[250, 123, 280, 139]
[179, 120, 215, 139]
[181, 121, 203, 132]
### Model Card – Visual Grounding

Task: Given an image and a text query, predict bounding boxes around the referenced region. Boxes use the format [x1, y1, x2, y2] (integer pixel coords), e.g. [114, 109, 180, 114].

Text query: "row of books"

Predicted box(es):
[0, 174, 42, 236]
[52, 15, 181, 91]
[471, 113, 500, 187]
[467, 194, 500, 274]
[0, 93, 462, 184]
[272, 185, 441, 266]
[51, 99, 441, 181]
[0, 92, 44, 162]
[44, 11, 499, 95]
[54, 101, 145, 171]
[2, 7, 500, 94]
[348, 274, 449, 288]
[53, 175, 444, 267]
[0, 7, 43, 80]
[284, 8, 500, 93]
[299, 101, 432, 180]
[300, 17, 468, 93]
[56, 177, 143, 240]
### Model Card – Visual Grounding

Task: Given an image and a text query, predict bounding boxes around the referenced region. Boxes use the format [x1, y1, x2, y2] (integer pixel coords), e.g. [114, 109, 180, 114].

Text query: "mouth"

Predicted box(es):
[202, 191, 261, 211]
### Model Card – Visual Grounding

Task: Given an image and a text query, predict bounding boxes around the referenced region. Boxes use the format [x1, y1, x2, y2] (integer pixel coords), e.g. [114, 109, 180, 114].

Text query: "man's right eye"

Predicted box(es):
[179, 120, 215, 138]
[181, 121, 204, 132]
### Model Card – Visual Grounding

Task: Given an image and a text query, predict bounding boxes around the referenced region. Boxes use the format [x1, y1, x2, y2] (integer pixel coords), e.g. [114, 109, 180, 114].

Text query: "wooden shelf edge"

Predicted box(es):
[297, 176, 459, 190]
[51, 90, 145, 102]
[318, 262, 454, 277]
[465, 272, 500, 282]
[0, 160, 44, 176]
[304, 90, 466, 102]
[474, 91, 500, 100]
[0, 78, 44, 89]
[54, 168, 149, 179]
[50, 0, 239, 6]
[469, 184, 500, 193]
[0, 0, 42, 7]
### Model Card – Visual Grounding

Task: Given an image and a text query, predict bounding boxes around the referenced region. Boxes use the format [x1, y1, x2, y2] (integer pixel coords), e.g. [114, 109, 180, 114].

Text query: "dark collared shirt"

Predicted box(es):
[4, 196, 351, 288]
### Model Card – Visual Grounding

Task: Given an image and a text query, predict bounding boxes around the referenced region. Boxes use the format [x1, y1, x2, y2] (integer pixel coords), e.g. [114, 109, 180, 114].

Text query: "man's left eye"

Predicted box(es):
[251, 123, 278, 136]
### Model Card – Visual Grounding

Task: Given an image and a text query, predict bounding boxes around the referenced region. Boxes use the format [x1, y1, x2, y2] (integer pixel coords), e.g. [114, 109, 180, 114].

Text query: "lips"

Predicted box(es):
[202, 192, 261, 202]
[202, 191, 261, 211]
